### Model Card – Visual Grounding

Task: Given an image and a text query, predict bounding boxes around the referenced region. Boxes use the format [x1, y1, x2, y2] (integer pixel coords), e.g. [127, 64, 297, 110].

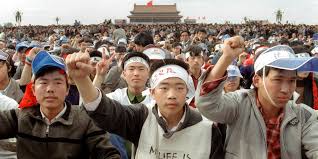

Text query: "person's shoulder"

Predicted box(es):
[289, 102, 318, 122]
[107, 87, 126, 97]
[0, 94, 18, 110]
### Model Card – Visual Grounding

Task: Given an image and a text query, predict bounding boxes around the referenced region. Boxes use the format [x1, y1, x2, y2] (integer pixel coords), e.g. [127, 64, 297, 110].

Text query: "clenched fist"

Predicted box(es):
[222, 36, 245, 60]
[65, 52, 94, 80]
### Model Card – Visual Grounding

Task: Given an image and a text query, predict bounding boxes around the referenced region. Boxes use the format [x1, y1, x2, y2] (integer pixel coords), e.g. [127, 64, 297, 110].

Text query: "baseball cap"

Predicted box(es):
[32, 51, 65, 76]
[227, 65, 243, 78]
[28, 41, 42, 49]
[254, 45, 318, 73]
[0, 50, 9, 61]
[15, 42, 29, 52]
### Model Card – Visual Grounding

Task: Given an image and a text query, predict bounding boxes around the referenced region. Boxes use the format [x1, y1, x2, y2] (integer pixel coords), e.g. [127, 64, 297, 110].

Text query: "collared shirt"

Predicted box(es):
[40, 104, 67, 125]
[127, 89, 146, 104]
[189, 69, 203, 108]
[256, 95, 284, 159]
[158, 107, 186, 132]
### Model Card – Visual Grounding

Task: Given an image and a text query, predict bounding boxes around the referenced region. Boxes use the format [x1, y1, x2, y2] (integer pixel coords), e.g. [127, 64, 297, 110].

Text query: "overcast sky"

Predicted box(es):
[1, 0, 318, 25]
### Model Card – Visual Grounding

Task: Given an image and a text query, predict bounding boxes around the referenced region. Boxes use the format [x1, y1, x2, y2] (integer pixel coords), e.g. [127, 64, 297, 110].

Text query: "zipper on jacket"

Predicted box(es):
[46, 125, 49, 151]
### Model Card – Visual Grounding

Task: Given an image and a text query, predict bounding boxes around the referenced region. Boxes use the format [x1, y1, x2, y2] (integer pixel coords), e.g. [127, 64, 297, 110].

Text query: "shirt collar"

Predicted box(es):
[40, 103, 67, 125]
[158, 107, 187, 132]
[255, 93, 284, 122]
[127, 89, 145, 103]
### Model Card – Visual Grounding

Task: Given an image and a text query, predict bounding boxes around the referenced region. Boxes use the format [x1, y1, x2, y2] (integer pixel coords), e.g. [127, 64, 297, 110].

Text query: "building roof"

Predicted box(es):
[131, 3, 180, 13]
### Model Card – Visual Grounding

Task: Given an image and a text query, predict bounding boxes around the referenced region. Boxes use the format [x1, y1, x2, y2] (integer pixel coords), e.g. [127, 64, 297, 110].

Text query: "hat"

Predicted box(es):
[32, 51, 65, 76]
[227, 65, 243, 78]
[117, 38, 127, 45]
[0, 50, 9, 61]
[27, 41, 42, 49]
[254, 45, 318, 73]
[143, 47, 171, 60]
[15, 42, 29, 52]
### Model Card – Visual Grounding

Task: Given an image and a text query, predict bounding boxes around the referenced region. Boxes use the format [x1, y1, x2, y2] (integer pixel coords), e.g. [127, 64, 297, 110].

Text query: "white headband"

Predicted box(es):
[150, 65, 195, 104]
[124, 56, 149, 69]
[254, 50, 294, 73]
[185, 51, 204, 59]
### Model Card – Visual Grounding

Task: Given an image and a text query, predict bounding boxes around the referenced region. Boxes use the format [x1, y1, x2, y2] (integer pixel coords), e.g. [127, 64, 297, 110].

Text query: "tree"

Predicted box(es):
[4, 22, 14, 28]
[55, 17, 60, 25]
[15, 10, 23, 26]
[275, 9, 283, 24]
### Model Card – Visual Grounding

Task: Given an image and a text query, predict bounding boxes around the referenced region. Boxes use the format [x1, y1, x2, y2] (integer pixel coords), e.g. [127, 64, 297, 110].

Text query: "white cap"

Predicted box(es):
[254, 45, 318, 73]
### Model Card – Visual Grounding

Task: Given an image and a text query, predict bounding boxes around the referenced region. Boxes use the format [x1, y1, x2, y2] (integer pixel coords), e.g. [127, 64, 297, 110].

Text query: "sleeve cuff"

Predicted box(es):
[200, 66, 227, 96]
[83, 89, 102, 111]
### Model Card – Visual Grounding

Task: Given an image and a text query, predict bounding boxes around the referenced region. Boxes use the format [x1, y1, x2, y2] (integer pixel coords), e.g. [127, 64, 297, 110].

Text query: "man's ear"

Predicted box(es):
[7, 65, 11, 72]
[122, 70, 127, 80]
[149, 88, 155, 98]
[252, 74, 260, 88]
[31, 83, 35, 95]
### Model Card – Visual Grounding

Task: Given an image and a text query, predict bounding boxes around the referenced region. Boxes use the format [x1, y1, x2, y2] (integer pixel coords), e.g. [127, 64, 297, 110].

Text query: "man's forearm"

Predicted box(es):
[74, 76, 99, 104]
[19, 64, 32, 86]
[93, 75, 104, 89]
[205, 55, 233, 82]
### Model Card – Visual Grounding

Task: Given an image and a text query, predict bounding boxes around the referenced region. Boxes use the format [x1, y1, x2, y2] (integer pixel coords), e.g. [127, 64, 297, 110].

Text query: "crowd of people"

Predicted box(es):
[0, 21, 318, 159]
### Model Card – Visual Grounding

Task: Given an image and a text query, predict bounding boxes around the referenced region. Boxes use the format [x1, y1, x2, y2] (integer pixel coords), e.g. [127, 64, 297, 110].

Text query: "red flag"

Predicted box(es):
[146, 0, 153, 7]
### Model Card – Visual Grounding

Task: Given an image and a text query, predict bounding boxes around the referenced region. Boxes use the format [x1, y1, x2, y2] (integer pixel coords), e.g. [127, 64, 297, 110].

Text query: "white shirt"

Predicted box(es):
[158, 107, 186, 132]
[40, 104, 67, 125]
[0, 93, 18, 110]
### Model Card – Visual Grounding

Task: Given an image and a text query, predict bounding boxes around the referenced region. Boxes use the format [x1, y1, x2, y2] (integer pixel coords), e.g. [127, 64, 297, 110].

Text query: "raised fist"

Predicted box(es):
[65, 52, 94, 80]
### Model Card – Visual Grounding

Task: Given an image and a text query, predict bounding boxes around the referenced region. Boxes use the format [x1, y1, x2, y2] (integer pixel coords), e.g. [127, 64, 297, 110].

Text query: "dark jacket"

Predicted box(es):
[0, 102, 120, 159]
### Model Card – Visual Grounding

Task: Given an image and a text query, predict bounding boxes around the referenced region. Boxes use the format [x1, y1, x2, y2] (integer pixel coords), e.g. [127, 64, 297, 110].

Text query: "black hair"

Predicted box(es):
[115, 44, 127, 53]
[172, 42, 181, 48]
[197, 28, 207, 34]
[121, 52, 150, 70]
[150, 59, 189, 76]
[7, 44, 15, 50]
[180, 30, 190, 36]
[89, 50, 102, 58]
[78, 37, 93, 44]
[2, 53, 16, 77]
[134, 32, 154, 47]
[188, 45, 203, 56]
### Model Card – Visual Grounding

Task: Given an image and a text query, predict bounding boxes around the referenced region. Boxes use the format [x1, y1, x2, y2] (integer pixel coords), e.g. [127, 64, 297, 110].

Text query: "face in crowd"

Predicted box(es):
[224, 76, 241, 93]
[254, 68, 297, 109]
[151, 77, 188, 118]
[180, 32, 190, 43]
[32, 69, 69, 112]
[123, 62, 149, 90]
[186, 55, 204, 70]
